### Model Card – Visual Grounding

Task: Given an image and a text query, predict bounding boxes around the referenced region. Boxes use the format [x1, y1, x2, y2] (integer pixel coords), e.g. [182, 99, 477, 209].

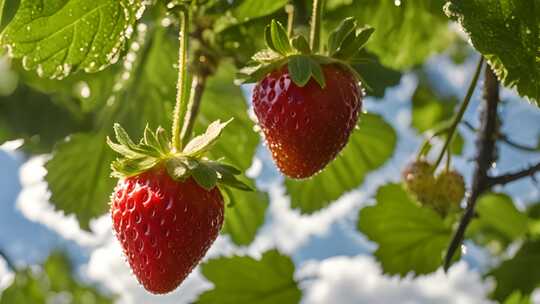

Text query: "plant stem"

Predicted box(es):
[171, 8, 191, 152]
[180, 73, 208, 146]
[286, 3, 295, 37]
[488, 162, 540, 186]
[309, 0, 324, 52]
[444, 63, 500, 271]
[433, 57, 484, 170]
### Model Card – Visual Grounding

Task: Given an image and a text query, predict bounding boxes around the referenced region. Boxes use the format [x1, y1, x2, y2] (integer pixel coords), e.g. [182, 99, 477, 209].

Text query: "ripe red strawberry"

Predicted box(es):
[253, 64, 362, 178]
[111, 168, 224, 294]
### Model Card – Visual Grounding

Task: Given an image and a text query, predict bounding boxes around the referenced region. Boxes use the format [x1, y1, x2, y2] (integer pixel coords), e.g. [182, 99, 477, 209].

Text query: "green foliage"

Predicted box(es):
[503, 292, 532, 304]
[0, 0, 145, 79]
[197, 250, 301, 304]
[326, 0, 454, 69]
[0, 84, 85, 153]
[286, 113, 396, 213]
[445, 0, 540, 104]
[0, 252, 113, 304]
[488, 240, 540, 302]
[358, 184, 453, 276]
[223, 188, 269, 246]
[411, 83, 464, 155]
[467, 193, 529, 253]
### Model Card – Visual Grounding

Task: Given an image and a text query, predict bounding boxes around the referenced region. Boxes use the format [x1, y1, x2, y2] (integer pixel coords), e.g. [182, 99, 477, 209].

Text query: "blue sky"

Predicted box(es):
[0, 51, 539, 303]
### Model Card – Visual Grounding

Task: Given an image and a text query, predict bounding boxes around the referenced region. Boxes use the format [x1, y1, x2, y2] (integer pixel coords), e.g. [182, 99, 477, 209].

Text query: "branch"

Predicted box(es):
[500, 135, 539, 152]
[488, 162, 540, 186]
[0, 249, 15, 271]
[444, 64, 500, 271]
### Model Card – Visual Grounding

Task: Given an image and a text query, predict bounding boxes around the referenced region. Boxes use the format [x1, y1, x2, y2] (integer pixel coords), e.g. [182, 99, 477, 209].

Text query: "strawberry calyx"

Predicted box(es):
[107, 120, 252, 191]
[237, 18, 374, 89]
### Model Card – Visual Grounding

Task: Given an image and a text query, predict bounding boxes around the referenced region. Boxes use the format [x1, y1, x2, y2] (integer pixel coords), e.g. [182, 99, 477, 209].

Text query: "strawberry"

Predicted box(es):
[239, 18, 374, 179]
[111, 170, 223, 294]
[253, 65, 361, 178]
[107, 122, 250, 294]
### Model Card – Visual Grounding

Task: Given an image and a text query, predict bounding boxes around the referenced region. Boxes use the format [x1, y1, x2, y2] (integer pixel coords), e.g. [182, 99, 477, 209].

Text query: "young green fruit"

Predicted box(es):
[434, 169, 466, 213]
[401, 160, 436, 204]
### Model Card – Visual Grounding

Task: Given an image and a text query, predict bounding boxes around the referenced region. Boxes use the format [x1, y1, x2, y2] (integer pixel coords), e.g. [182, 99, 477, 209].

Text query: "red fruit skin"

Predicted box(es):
[252, 64, 362, 179]
[110, 168, 224, 294]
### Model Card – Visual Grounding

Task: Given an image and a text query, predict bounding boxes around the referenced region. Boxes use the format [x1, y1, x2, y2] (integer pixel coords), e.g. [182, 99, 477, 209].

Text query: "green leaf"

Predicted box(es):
[488, 240, 540, 301]
[286, 113, 396, 213]
[231, 0, 289, 23]
[45, 27, 177, 229]
[0, 0, 145, 79]
[326, 0, 453, 69]
[0, 0, 4, 28]
[358, 183, 453, 276]
[503, 292, 532, 304]
[411, 84, 458, 133]
[467, 193, 529, 253]
[183, 119, 232, 157]
[288, 55, 312, 87]
[214, 0, 288, 32]
[352, 50, 402, 98]
[197, 63, 260, 170]
[46, 133, 115, 230]
[0, 84, 85, 154]
[223, 188, 269, 245]
[445, 0, 540, 104]
[0, 252, 113, 304]
[328, 17, 357, 56]
[196, 250, 301, 304]
[270, 20, 293, 56]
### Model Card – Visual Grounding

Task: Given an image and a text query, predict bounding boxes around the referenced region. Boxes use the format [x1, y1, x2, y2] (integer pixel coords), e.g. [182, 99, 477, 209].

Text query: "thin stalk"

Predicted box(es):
[171, 8, 191, 152]
[433, 57, 484, 170]
[180, 74, 208, 145]
[286, 4, 295, 37]
[309, 0, 324, 52]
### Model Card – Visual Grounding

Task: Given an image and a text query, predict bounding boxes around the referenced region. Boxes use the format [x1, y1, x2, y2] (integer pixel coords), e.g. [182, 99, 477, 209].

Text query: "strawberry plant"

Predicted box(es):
[0, 0, 539, 303]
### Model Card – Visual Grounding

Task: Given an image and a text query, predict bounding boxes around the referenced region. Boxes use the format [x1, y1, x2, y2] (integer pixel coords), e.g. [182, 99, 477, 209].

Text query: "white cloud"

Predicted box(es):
[299, 255, 493, 304]
[16, 156, 110, 247]
[0, 257, 14, 292]
[83, 234, 241, 304]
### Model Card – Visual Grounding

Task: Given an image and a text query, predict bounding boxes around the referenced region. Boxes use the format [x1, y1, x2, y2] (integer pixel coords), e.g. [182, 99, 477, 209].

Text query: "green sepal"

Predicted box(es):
[192, 161, 219, 190]
[269, 20, 293, 56]
[237, 18, 375, 90]
[291, 36, 311, 54]
[108, 122, 252, 192]
[183, 119, 233, 157]
[335, 26, 375, 60]
[328, 17, 357, 56]
[288, 55, 326, 88]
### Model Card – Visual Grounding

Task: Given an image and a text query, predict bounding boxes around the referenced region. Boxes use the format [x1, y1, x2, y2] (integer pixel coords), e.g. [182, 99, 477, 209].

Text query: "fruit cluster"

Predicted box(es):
[402, 160, 466, 216]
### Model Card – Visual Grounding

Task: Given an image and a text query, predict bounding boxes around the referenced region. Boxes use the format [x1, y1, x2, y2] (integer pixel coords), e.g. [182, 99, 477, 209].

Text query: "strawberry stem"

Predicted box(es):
[285, 3, 295, 37]
[433, 56, 484, 171]
[180, 73, 207, 145]
[172, 7, 191, 152]
[309, 0, 324, 52]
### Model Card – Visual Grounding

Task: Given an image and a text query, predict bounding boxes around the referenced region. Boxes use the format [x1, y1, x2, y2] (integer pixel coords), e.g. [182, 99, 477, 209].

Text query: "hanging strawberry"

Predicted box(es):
[107, 5, 250, 294]
[238, 17, 374, 179]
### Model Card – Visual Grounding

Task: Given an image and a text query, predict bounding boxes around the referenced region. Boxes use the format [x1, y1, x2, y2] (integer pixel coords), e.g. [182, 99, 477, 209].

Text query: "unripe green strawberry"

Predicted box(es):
[401, 160, 436, 204]
[434, 170, 465, 213]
